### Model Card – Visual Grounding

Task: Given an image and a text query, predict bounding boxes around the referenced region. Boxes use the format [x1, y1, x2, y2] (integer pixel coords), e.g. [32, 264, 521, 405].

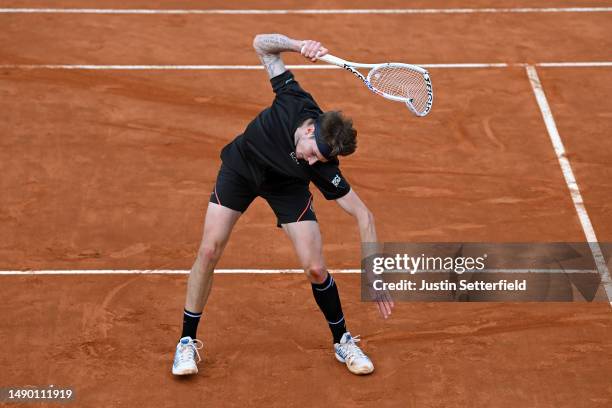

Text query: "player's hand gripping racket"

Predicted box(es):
[317, 53, 433, 117]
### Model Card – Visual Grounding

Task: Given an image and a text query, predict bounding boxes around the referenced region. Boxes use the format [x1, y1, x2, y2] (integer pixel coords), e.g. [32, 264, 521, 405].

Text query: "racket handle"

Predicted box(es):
[317, 53, 348, 67]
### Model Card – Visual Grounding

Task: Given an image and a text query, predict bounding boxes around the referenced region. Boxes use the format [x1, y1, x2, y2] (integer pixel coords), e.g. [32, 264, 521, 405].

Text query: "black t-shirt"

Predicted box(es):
[220, 70, 351, 200]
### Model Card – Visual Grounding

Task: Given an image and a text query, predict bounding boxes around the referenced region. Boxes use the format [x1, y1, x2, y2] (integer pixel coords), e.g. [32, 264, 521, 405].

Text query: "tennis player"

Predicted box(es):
[172, 33, 393, 376]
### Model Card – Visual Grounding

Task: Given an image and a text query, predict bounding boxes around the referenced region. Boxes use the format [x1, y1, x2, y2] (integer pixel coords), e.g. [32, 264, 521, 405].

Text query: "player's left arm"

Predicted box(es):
[335, 188, 376, 243]
[336, 188, 394, 319]
[336, 188, 394, 318]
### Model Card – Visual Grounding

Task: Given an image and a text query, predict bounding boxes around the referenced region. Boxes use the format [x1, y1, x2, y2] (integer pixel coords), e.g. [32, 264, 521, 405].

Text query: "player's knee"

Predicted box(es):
[198, 242, 223, 264]
[305, 264, 328, 284]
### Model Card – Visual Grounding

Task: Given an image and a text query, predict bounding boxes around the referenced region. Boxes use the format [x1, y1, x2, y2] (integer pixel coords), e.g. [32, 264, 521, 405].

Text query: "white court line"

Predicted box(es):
[0, 63, 509, 70]
[410, 269, 598, 274]
[526, 65, 612, 306]
[1, 7, 612, 14]
[0, 269, 599, 275]
[0, 269, 357, 275]
[538, 62, 612, 67]
[0, 64, 317, 70]
[1, 62, 612, 70]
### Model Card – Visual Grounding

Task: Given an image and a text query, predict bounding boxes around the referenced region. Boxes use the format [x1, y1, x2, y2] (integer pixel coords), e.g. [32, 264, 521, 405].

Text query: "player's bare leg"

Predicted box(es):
[282, 220, 374, 375]
[185, 203, 241, 312]
[282, 220, 327, 284]
[173, 202, 241, 376]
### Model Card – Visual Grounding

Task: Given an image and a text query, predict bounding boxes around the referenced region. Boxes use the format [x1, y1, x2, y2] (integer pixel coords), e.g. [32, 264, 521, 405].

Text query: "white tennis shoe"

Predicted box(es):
[334, 332, 374, 375]
[172, 336, 203, 376]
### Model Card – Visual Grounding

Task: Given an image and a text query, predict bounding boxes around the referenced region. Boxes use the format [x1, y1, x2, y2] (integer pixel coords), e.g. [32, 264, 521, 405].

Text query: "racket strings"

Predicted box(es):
[368, 66, 431, 114]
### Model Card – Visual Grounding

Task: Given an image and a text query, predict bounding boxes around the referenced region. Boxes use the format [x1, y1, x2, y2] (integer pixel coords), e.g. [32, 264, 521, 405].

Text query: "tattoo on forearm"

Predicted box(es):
[254, 34, 297, 54]
[259, 53, 286, 78]
[254, 34, 296, 78]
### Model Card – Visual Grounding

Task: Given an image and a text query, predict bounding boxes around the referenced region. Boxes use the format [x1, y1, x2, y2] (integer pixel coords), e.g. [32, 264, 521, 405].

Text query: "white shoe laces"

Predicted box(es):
[342, 335, 367, 361]
[178, 339, 204, 364]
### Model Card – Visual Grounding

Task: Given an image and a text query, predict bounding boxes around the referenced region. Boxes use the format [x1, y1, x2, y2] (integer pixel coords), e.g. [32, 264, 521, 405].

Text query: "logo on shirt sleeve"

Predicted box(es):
[290, 152, 300, 165]
[331, 174, 342, 187]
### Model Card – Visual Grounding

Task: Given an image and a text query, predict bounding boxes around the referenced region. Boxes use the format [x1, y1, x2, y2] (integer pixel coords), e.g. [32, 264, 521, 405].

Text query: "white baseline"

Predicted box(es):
[1, 7, 612, 14]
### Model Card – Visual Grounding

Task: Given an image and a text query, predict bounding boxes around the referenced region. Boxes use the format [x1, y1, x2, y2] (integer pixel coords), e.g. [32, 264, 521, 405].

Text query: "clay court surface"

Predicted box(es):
[1, 1, 612, 407]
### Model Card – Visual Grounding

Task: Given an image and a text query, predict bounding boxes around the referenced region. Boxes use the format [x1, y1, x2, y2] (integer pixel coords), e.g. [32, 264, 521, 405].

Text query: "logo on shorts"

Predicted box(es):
[331, 174, 342, 187]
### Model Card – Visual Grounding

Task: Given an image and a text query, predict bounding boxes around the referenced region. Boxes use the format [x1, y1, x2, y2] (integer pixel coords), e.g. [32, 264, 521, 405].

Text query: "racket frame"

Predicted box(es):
[318, 54, 433, 117]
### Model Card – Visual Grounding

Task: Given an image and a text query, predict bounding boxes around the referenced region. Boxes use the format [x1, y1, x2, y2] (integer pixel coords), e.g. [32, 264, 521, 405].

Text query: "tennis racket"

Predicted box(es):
[317, 53, 433, 117]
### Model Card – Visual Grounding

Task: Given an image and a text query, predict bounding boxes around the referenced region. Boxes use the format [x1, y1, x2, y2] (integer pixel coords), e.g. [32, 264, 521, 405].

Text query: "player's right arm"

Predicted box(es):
[253, 34, 328, 78]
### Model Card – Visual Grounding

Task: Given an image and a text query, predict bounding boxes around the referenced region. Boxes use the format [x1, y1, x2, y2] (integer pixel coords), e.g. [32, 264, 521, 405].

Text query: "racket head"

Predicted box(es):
[366, 63, 433, 117]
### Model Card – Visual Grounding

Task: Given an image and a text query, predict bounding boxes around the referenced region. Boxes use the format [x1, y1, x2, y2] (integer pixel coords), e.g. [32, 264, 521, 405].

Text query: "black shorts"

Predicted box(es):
[210, 163, 317, 227]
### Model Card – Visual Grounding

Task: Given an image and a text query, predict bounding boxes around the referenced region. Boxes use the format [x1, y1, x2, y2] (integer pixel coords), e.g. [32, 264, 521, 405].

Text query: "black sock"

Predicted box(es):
[181, 309, 202, 340]
[311, 273, 347, 344]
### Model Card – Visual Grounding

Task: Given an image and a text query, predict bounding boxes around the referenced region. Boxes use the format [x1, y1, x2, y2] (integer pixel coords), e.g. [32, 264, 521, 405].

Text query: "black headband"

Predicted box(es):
[313, 116, 333, 160]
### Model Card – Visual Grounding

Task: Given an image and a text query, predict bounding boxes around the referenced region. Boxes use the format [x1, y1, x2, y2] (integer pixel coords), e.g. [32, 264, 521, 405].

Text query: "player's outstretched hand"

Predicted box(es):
[375, 289, 395, 319]
[300, 40, 328, 62]
[364, 272, 395, 319]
